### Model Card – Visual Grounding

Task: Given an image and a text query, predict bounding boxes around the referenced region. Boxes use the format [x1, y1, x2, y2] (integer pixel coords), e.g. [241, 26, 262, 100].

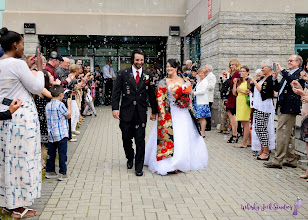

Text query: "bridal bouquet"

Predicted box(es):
[170, 82, 192, 108]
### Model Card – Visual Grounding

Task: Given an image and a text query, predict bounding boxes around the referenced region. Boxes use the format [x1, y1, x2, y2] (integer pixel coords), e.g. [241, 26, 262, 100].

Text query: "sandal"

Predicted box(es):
[234, 144, 247, 148]
[256, 152, 270, 161]
[1, 207, 12, 215]
[227, 135, 238, 143]
[253, 150, 263, 157]
[11, 207, 38, 219]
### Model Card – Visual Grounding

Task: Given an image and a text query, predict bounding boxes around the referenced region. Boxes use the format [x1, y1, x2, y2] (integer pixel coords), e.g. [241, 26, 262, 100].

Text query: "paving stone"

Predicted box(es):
[36, 106, 307, 219]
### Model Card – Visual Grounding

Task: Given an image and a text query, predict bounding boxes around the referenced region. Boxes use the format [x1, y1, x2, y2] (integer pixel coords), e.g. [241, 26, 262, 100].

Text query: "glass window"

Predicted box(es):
[188, 27, 201, 65]
[296, 14, 308, 44]
[295, 15, 308, 65]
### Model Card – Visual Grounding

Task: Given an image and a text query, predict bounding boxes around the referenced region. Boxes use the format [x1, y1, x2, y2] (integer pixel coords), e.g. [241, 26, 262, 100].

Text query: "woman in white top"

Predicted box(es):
[0, 27, 44, 218]
[247, 60, 276, 161]
[192, 68, 211, 137]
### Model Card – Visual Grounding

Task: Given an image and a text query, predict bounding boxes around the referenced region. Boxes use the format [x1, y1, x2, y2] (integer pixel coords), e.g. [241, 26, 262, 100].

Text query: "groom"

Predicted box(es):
[112, 49, 158, 176]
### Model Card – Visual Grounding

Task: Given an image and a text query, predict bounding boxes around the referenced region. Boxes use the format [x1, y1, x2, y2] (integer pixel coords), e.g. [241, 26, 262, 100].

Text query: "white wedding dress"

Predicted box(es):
[144, 85, 208, 175]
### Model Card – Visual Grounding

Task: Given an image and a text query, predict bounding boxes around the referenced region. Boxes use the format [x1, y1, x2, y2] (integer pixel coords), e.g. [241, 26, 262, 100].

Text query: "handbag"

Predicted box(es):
[188, 109, 202, 136]
[245, 83, 250, 106]
[245, 95, 250, 106]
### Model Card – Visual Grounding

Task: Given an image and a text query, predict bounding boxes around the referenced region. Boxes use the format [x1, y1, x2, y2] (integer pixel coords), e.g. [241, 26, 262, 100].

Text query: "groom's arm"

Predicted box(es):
[111, 70, 123, 112]
[148, 73, 158, 115]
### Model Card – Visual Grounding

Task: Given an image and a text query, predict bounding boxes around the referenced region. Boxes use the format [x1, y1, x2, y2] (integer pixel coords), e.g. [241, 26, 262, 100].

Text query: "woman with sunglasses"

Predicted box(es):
[246, 60, 276, 161]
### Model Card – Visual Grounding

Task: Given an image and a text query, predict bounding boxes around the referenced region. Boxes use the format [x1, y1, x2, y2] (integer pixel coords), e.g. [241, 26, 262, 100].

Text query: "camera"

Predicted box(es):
[2, 98, 13, 106]
[72, 95, 76, 100]
[35, 45, 44, 57]
[272, 62, 277, 72]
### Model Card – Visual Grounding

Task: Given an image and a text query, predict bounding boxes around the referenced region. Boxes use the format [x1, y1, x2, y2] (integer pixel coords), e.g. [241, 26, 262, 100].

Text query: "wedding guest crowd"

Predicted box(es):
[0, 27, 119, 218]
[215, 55, 308, 183]
[1, 24, 308, 219]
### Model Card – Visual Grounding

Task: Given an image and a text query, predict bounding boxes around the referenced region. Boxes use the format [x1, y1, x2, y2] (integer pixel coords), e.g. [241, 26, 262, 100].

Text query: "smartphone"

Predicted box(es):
[35, 45, 44, 56]
[227, 72, 230, 79]
[2, 98, 13, 106]
[272, 62, 277, 72]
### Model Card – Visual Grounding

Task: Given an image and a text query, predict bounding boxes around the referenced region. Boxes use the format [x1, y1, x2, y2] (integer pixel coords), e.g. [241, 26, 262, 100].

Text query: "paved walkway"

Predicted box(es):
[37, 106, 308, 220]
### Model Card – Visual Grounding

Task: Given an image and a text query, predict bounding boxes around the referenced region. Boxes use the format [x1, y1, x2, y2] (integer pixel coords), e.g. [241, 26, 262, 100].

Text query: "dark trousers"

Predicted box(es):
[46, 137, 68, 174]
[119, 111, 146, 172]
[104, 78, 113, 106]
[206, 102, 213, 130]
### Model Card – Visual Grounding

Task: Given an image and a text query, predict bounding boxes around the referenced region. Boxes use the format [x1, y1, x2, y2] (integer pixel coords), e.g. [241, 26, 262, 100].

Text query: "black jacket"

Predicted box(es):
[0, 110, 12, 120]
[273, 68, 305, 115]
[260, 75, 274, 101]
[112, 67, 158, 122]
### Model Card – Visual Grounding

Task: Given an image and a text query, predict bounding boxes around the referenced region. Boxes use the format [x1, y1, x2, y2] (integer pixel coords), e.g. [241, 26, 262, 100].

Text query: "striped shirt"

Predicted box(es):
[45, 99, 69, 142]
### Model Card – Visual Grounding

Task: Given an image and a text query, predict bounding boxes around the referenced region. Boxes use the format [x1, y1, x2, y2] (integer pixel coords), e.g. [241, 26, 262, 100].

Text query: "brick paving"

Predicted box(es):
[36, 106, 308, 220]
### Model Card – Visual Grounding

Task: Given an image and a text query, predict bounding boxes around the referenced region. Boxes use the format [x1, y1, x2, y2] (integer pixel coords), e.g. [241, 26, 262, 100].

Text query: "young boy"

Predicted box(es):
[45, 85, 71, 181]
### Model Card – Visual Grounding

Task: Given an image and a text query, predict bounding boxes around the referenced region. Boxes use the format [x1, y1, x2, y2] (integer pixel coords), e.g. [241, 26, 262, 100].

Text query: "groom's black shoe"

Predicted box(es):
[127, 161, 133, 169]
[135, 171, 143, 176]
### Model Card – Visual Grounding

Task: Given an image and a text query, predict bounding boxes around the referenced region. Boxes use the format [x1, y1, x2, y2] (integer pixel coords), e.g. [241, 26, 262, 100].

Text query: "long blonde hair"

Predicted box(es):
[229, 59, 241, 75]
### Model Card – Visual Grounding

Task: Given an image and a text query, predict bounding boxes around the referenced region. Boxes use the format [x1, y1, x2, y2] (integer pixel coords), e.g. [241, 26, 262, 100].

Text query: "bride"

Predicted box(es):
[144, 59, 208, 175]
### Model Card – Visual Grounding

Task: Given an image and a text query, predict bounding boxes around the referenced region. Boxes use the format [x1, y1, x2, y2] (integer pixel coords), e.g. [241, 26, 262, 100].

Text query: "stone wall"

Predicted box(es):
[166, 36, 181, 61]
[183, 39, 190, 64]
[200, 11, 295, 126]
[23, 34, 39, 56]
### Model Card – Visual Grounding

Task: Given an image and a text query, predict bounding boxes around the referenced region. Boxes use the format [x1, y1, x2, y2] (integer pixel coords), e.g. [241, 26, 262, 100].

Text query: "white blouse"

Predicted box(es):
[0, 57, 44, 111]
[194, 78, 209, 105]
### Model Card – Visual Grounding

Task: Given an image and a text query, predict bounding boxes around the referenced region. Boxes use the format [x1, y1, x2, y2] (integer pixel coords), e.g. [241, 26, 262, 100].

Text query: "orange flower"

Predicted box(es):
[183, 84, 191, 94]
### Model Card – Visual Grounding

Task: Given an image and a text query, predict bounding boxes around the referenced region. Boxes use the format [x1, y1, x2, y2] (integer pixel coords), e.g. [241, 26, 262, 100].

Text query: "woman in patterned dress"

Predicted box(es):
[247, 60, 276, 160]
[34, 70, 52, 169]
[0, 27, 44, 218]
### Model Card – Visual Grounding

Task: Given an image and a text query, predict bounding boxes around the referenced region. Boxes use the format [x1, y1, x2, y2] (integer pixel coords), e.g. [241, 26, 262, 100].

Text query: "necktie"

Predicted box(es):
[136, 71, 140, 84]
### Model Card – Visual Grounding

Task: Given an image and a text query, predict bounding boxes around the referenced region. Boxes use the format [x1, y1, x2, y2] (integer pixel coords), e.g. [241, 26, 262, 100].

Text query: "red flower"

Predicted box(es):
[159, 120, 165, 126]
[156, 156, 163, 161]
[158, 128, 164, 138]
[166, 141, 174, 149]
[165, 113, 171, 121]
[161, 148, 167, 154]
[145, 80, 149, 83]
[161, 87, 167, 93]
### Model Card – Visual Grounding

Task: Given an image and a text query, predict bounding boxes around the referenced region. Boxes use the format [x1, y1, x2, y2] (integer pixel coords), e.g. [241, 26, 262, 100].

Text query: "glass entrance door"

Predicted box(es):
[119, 56, 159, 73]
[71, 56, 94, 71]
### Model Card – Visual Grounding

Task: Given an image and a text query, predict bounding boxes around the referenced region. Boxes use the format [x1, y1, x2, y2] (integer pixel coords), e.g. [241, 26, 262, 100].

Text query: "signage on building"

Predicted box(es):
[24, 23, 36, 34]
[208, 0, 212, 19]
[169, 26, 180, 36]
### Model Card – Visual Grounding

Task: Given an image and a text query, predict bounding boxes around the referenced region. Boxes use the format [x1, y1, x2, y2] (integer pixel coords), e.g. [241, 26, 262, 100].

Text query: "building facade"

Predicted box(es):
[2, 0, 308, 122]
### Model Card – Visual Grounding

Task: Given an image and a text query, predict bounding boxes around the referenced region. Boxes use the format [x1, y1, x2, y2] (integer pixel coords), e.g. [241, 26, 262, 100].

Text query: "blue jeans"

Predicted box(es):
[46, 137, 68, 174]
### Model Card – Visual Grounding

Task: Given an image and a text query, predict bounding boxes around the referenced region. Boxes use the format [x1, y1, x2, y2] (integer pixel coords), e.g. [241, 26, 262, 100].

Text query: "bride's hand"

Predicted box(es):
[188, 103, 193, 110]
[150, 114, 156, 121]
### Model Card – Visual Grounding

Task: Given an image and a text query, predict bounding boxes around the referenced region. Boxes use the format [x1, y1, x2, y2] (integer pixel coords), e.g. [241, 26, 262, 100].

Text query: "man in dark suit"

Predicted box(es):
[264, 55, 305, 169]
[112, 49, 158, 176]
